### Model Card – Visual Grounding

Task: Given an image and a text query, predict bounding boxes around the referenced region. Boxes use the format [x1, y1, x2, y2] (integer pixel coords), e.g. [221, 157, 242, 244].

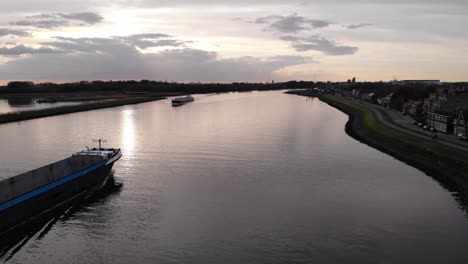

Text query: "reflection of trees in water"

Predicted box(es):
[422, 176, 468, 218]
[0, 175, 123, 261]
[440, 181, 468, 217]
[347, 126, 468, 217]
[396, 162, 468, 217]
[7, 98, 35, 107]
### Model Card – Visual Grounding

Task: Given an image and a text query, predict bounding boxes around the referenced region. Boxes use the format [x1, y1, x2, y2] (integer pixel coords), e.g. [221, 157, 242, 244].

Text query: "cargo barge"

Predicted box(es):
[171, 95, 194, 106]
[0, 144, 121, 235]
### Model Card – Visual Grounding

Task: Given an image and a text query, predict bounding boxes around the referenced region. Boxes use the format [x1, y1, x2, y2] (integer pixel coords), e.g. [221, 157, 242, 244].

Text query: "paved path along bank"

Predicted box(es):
[360, 101, 468, 152]
[360, 101, 468, 150]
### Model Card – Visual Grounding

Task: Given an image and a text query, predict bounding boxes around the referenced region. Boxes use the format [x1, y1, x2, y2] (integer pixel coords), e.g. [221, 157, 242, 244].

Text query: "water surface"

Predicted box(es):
[1, 91, 468, 263]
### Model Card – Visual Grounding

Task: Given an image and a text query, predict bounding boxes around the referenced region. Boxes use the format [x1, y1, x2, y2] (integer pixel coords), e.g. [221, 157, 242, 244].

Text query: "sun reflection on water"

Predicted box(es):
[121, 108, 136, 158]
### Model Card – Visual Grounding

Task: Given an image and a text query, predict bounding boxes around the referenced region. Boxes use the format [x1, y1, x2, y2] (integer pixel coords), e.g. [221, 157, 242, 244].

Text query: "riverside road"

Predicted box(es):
[348, 98, 468, 152]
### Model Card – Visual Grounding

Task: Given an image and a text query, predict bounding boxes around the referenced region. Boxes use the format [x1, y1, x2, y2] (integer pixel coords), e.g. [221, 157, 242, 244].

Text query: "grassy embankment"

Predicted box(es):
[319, 94, 468, 204]
[0, 96, 165, 125]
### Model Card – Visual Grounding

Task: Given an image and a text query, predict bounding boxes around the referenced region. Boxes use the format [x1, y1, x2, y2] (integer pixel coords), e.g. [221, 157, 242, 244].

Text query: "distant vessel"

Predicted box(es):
[171, 95, 194, 106]
[0, 140, 122, 235]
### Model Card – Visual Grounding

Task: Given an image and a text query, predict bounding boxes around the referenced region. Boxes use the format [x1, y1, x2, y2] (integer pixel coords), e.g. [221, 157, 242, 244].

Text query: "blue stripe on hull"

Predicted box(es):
[0, 160, 108, 213]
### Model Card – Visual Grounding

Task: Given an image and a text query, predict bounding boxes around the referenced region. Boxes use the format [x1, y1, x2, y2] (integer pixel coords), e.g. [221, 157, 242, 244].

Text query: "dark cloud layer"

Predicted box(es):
[9, 12, 103, 29]
[114, 33, 190, 49]
[254, 14, 332, 33]
[0, 28, 30, 37]
[58, 12, 103, 24]
[251, 13, 359, 56]
[0, 44, 64, 56]
[148, 49, 308, 82]
[346, 23, 372, 29]
[0, 34, 190, 56]
[0, 34, 309, 82]
[280, 35, 358, 55]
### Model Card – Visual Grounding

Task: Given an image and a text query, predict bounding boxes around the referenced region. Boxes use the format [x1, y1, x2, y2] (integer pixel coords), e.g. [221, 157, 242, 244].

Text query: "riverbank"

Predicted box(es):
[315, 95, 468, 206]
[284, 89, 319, 97]
[0, 96, 165, 125]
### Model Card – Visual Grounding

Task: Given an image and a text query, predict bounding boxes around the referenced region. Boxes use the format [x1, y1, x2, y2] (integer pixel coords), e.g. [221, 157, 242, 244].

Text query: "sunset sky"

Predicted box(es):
[0, 0, 467, 84]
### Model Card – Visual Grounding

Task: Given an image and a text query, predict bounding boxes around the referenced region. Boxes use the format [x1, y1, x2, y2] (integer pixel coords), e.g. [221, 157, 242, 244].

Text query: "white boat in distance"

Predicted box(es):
[171, 95, 194, 106]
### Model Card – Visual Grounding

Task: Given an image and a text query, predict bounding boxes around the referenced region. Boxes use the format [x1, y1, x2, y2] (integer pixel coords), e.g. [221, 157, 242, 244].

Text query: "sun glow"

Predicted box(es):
[103, 9, 147, 37]
[121, 108, 136, 158]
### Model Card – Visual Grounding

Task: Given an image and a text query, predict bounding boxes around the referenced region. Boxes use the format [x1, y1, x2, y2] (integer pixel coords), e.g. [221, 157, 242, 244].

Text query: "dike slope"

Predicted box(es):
[0, 97, 165, 125]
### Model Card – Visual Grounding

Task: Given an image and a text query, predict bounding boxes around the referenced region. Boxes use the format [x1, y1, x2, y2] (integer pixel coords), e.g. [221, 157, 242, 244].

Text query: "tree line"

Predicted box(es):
[0, 80, 322, 94]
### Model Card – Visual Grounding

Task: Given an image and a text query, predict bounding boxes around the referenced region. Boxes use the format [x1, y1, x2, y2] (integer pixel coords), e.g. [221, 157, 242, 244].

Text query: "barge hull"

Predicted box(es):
[0, 152, 119, 235]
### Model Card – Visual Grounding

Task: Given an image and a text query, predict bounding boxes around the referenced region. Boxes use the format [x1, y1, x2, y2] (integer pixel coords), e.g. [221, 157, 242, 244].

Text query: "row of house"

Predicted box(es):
[348, 89, 377, 103]
[427, 108, 468, 137]
[338, 86, 468, 139]
[402, 100, 424, 117]
[424, 92, 468, 137]
[375, 88, 468, 137]
[454, 109, 468, 138]
[377, 93, 393, 108]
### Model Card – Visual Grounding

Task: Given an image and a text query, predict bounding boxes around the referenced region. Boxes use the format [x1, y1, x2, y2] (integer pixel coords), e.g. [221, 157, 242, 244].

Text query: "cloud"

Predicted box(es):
[58, 12, 103, 25]
[0, 44, 64, 56]
[254, 15, 283, 24]
[40, 37, 131, 54]
[280, 35, 358, 55]
[0, 28, 30, 37]
[32, 34, 190, 55]
[279, 36, 301, 42]
[0, 32, 188, 58]
[10, 20, 68, 29]
[254, 14, 332, 33]
[148, 49, 309, 82]
[9, 12, 103, 29]
[346, 23, 372, 29]
[114, 33, 189, 49]
[123, 33, 172, 39]
[0, 38, 310, 82]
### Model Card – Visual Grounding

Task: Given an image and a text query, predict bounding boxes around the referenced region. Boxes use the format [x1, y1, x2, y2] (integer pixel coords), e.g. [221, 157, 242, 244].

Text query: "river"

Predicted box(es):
[1, 91, 468, 263]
